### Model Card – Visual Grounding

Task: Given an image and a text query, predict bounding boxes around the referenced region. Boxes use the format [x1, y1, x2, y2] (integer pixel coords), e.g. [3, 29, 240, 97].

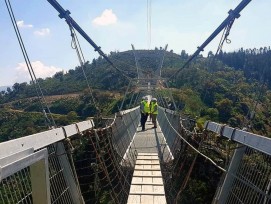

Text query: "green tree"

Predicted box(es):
[67, 111, 78, 122]
[216, 98, 233, 122]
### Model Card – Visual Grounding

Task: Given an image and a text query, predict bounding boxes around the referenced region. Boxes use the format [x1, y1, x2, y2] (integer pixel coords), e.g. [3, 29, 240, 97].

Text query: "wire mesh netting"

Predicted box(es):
[157, 107, 227, 204]
[68, 107, 140, 203]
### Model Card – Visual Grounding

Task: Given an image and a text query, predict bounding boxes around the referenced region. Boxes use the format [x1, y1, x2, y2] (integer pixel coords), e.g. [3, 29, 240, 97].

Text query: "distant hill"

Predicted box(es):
[0, 49, 187, 103]
[0, 48, 270, 137]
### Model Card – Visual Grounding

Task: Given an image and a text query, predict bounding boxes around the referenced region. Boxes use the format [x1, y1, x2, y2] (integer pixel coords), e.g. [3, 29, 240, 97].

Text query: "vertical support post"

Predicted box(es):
[156, 44, 168, 78]
[56, 142, 85, 204]
[120, 81, 131, 111]
[165, 81, 177, 110]
[216, 145, 246, 204]
[30, 150, 51, 204]
[131, 44, 141, 80]
[128, 92, 135, 108]
[133, 92, 141, 107]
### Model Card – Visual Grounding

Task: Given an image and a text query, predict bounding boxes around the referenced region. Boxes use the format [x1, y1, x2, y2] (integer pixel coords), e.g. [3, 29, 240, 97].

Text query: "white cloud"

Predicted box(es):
[17, 20, 33, 28]
[92, 9, 117, 26]
[34, 28, 50, 36]
[15, 61, 62, 83]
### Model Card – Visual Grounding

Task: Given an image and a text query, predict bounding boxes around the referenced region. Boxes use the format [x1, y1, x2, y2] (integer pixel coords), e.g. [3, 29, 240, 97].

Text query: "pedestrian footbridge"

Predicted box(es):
[0, 106, 271, 204]
[3, 0, 271, 202]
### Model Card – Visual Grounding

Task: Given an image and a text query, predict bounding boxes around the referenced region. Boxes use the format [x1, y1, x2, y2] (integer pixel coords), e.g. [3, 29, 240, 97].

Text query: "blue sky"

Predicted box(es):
[0, 0, 270, 86]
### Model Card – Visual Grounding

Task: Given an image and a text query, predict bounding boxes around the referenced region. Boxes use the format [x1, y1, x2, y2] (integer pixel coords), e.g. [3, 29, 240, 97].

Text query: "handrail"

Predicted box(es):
[204, 121, 271, 155]
[0, 119, 94, 159]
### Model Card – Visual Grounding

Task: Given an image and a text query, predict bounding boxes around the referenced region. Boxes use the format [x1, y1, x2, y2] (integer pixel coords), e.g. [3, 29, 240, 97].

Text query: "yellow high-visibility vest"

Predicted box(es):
[145, 101, 150, 113]
[151, 102, 158, 114]
[141, 100, 149, 114]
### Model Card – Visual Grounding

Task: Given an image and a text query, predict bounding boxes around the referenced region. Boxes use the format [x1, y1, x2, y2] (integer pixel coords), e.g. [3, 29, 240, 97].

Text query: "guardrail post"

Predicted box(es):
[30, 153, 51, 204]
[215, 145, 246, 204]
[55, 142, 85, 204]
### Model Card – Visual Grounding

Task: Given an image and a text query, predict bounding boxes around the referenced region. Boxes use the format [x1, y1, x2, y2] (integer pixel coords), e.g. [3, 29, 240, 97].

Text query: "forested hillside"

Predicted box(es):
[217, 47, 271, 87]
[0, 48, 271, 141]
[0, 49, 185, 103]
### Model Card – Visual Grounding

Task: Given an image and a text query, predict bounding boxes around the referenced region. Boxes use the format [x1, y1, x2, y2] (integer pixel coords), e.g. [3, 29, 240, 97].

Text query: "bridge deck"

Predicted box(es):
[130, 121, 172, 162]
[127, 153, 167, 204]
[127, 121, 169, 204]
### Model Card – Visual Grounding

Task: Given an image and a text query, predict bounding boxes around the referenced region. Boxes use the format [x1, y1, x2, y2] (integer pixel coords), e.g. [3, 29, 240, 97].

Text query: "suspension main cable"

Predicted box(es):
[47, 0, 131, 82]
[149, 0, 152, 49]
[168, 0, 252, 81]
[146, 0, 152, 49]
[5, 0, 56, 127]
[155, 44, 168, 78]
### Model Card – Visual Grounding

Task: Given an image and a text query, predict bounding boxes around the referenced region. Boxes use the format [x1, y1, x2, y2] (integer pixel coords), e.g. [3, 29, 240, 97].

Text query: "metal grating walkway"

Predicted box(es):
[127, 121, 168, 204]
[127, 153, 167, 204]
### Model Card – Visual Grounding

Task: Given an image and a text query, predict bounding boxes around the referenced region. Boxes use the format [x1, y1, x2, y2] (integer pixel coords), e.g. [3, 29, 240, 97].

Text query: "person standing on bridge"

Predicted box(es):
[150, 98, 158, 128]
[140, 96, 149, 131]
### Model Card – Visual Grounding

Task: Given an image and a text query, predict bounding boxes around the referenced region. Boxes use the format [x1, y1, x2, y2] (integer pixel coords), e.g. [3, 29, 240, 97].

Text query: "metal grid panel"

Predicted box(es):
[0, 149, 50, 204]
[0, 168, 33, 204]
[225, 147, 271, 204]
[157, 107, 181, 161]
[47, 144, 74, 204]
[0, 144, 79, 204]
[111, 107, 140, 160]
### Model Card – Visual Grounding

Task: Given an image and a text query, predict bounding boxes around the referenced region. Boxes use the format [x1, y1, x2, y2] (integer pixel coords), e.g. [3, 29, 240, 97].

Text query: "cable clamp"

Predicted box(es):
[197, 46, 204, 52]
[229, 128, 236, 141]
[228, 9, 240, 19]
[94, 46, 101, 52]
[59, 10, 71, 19]
[219, 124, 226, 137]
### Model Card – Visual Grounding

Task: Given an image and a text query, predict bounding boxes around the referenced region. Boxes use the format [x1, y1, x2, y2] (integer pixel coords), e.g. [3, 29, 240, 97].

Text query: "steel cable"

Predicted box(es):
[5, 0, 56, 127]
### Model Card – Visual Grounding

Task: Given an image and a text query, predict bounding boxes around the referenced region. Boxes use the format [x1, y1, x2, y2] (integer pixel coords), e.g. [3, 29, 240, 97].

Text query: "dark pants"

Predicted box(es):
[140, 113, 148, 130]
[152, 114, 157, 127]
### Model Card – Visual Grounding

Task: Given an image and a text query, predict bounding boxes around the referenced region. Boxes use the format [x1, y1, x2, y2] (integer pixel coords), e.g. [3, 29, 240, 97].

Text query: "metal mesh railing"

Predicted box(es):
[205, 121, 271, 204]
[0, 143, 75, 204]
[0, 121, 92, 204]
[157, 107, 182, 162]
[224, 146, 271, 204]
[0, 168, 32, 203]
[111, 107, 140, 165]
[47, 143, 74, 204]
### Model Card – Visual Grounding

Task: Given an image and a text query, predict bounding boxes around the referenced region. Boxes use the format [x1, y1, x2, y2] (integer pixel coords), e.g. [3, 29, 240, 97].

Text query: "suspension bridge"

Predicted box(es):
[1, 0, 271, 203]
